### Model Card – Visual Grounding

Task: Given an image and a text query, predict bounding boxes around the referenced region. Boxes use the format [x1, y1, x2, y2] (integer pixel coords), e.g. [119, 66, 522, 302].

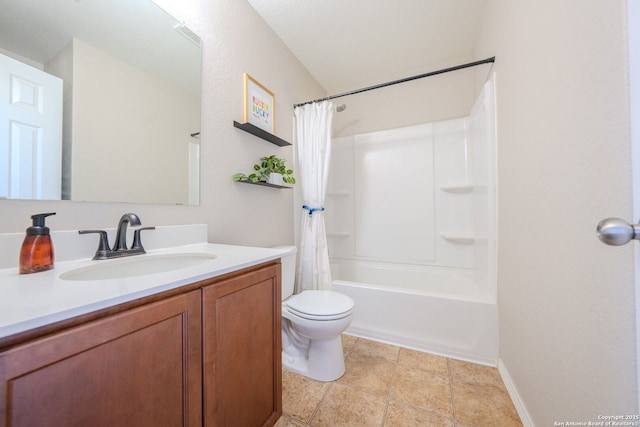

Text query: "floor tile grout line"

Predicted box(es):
[307, 380, 334, 425]
[386, 347, 460, 425]
[379, 346, 401, 426]
[305, 336, 360, 426]
[447, 357, 460, 426]
[400, 353, 459, 425]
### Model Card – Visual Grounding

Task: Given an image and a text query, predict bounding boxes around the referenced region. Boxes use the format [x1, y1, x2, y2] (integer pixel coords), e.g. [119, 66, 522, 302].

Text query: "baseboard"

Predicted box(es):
[498, 359, 535, 427]
[344, 326, 498, 367]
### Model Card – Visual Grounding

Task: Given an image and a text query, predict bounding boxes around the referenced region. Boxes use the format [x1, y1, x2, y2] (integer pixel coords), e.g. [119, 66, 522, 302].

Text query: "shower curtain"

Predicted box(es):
[294, 101, 334, 293]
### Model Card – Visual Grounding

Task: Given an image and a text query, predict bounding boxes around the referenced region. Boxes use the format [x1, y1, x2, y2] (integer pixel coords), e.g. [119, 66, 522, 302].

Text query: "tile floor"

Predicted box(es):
[275, 335, 523, 427]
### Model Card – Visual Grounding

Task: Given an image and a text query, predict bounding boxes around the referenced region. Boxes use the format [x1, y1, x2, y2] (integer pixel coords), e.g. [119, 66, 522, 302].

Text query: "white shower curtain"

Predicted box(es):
[294, 101, 334, 293]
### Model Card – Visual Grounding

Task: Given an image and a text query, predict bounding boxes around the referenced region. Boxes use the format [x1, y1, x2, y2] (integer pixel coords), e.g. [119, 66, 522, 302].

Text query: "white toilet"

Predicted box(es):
[279, 247, 355, 382]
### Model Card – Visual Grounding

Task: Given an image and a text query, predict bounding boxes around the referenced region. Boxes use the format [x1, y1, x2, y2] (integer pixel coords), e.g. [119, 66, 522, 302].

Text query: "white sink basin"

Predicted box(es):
[59, 252, 218, 281]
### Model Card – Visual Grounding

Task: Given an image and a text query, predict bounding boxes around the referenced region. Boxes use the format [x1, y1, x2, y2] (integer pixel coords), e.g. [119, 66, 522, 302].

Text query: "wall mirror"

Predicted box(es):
[0, 0, 201, 205]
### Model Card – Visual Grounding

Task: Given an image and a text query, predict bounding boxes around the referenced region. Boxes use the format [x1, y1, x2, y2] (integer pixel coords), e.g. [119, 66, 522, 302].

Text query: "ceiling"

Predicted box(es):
[247, 0, 487, 95]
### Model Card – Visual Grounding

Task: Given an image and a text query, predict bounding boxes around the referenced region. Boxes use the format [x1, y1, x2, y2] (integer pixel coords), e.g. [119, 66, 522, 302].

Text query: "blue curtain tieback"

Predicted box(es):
[302, 205, 325, 217]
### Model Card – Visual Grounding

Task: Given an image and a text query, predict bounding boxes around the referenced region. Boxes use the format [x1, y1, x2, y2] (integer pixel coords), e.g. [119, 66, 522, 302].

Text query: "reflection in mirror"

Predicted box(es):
[0, 0, 201, 205]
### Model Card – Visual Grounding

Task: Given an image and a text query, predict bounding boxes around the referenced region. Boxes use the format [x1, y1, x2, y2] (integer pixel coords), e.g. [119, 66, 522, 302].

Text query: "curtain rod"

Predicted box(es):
[293, 56, 495, 108]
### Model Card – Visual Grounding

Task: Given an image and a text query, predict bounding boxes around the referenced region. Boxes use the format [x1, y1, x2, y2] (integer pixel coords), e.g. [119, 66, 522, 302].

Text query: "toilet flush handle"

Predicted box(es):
[596, 217, 640, 246]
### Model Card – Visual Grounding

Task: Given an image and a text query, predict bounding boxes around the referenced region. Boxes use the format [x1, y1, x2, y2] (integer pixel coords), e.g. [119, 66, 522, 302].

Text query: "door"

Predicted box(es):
[598, 0, 640, 410]
[0, 53, 63, 200]
[202, 264, 282, 427]
[629, 0, 640, 410]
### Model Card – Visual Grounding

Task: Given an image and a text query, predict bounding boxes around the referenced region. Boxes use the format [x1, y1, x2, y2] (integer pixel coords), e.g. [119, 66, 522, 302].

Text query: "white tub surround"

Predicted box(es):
[0, 224, 291, 339]
[325, 76, 498, 364]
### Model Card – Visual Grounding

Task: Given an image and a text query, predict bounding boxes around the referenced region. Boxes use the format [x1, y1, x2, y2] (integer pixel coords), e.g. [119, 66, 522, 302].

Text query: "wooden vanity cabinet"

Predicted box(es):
[202, 263, 282, 427]
[0, 261, 282, 427]
[0, 290, 203, 427]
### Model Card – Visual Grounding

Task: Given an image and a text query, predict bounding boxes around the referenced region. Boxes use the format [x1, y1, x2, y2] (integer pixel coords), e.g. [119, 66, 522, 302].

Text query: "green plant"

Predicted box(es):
[231, 155, 296, 184]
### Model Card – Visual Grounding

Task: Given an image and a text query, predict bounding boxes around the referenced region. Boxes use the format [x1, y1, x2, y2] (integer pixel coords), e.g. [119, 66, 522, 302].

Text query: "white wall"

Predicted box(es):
[475, 0, 637, 424]
[0, 0, 324, 250]
[332, 57, 481, 138]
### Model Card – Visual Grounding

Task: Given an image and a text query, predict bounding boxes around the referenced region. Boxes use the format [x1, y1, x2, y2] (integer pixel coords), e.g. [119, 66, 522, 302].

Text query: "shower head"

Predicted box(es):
[336, 104, 347, 112]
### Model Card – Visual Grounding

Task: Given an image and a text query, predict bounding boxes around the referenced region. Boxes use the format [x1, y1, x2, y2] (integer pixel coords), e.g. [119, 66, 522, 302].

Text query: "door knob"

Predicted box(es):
[596, 217, 640, 246]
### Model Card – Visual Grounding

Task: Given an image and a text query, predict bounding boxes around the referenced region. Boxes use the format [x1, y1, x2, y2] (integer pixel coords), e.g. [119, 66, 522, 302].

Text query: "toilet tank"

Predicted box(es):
[273, 246, 297, 300]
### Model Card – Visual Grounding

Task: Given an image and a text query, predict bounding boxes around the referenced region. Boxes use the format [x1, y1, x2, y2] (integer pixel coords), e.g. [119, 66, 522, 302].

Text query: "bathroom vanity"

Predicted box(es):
[0, 236, 287, 427]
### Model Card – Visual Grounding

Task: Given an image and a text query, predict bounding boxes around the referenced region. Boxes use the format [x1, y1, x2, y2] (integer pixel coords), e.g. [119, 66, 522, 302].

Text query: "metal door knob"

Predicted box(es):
[596, 217, 640, 246]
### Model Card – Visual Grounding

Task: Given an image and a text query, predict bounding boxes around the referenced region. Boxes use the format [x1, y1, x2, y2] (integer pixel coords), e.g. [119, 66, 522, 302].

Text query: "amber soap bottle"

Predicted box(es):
[19, 212, 56, 275]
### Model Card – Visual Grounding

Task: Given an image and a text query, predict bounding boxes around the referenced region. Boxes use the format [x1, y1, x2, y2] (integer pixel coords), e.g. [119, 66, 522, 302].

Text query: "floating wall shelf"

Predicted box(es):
[233, 121, 291, 146]
[235, 180, 292, 189]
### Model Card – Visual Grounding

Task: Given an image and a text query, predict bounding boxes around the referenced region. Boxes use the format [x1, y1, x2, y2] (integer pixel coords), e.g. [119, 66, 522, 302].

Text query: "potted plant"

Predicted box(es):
[232, 155, 296, 185]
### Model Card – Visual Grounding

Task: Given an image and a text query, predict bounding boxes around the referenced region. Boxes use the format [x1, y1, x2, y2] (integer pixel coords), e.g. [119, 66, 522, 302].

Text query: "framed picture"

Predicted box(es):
[243, 73, 275, 134]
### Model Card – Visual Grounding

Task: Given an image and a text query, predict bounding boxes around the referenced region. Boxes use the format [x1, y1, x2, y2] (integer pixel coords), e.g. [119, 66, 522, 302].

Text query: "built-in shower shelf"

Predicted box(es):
[327, 232, 350, 237]
[440, 184, 474, 193]
[327, 191, 350, 197]
[441, 233, 476, 244]
[233, 121, 291, 146]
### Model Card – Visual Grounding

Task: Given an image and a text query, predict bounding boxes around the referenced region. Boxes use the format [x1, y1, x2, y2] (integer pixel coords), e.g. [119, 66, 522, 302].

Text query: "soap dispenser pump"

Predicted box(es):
[19, 212, 56, 274]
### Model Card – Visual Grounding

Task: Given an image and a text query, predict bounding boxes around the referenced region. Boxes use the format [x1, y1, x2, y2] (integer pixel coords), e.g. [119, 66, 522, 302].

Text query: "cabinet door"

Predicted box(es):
[203, 263, 282, 427]
[0, 290, 202, 427]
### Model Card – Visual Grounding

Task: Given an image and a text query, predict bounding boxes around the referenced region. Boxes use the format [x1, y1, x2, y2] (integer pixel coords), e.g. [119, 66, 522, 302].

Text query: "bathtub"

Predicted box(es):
[331, 260, 499, 365]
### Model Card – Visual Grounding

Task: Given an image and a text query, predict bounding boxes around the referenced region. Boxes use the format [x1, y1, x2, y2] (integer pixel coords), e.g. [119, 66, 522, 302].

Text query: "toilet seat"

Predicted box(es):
[286, 290, 354, 321]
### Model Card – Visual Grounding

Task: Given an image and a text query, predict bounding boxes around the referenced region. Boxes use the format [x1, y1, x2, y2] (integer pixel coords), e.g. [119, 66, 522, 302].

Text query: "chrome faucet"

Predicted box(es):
[79, 213, 155, 260]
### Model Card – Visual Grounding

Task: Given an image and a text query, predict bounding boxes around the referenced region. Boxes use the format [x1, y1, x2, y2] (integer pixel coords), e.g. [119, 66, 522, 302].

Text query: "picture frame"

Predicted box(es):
[243, 73, 275, 134]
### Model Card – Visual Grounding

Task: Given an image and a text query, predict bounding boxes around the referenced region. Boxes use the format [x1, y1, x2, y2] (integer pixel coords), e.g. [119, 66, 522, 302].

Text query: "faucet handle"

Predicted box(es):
[79, 229, 112, 260]
[131, 226, 155, 252]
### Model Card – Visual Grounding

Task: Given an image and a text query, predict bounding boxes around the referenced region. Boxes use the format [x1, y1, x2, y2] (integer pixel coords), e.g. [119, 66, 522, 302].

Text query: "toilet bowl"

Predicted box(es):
[277, 246, 354, 382]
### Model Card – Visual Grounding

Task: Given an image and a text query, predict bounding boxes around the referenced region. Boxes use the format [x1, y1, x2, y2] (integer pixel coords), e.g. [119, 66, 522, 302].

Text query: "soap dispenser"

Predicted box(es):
[19, 212, 56, 274]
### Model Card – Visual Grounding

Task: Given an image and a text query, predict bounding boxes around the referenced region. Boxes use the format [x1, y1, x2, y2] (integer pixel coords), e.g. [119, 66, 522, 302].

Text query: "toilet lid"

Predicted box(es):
[286, 290, 354, 320]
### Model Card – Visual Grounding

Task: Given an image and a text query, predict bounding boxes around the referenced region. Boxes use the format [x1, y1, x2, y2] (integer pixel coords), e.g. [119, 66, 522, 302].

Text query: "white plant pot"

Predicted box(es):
[267, 173, 284, 186]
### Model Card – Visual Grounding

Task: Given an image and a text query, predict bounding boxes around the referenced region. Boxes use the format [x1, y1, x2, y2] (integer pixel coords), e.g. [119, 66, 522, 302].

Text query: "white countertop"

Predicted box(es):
[0, 243, 291, 340]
